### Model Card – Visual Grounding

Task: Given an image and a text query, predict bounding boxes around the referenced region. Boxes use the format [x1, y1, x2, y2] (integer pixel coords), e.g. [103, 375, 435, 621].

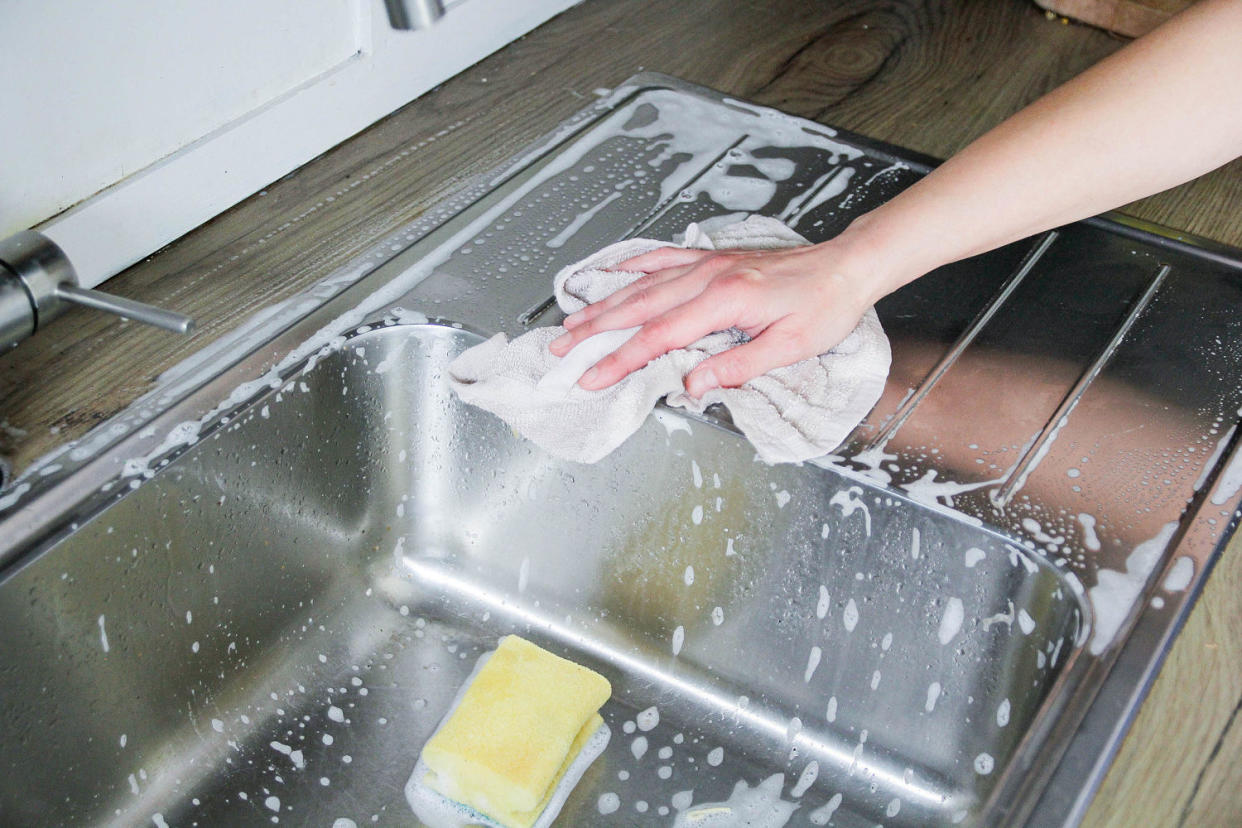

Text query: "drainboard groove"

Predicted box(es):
[992, 263, 1171, 507]
[862, 230, 1060, 453]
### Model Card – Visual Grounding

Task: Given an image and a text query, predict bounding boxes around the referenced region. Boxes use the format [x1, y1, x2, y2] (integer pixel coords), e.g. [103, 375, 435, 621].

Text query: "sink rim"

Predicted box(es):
[0, 73, 1238, 828]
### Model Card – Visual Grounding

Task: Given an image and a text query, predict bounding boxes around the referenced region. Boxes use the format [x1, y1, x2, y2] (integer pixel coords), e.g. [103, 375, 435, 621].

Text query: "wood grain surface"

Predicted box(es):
[1, 1, 1238, 824]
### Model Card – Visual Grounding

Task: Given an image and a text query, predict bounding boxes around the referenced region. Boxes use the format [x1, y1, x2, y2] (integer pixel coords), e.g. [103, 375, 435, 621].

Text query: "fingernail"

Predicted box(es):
[689, 368, 719, 398]
[550, 333, 570, 353]
[579, 367, 600, 387]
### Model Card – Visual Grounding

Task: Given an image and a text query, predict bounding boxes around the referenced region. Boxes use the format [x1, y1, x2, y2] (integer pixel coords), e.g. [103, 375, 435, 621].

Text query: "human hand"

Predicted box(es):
[547, 241, 885, 397]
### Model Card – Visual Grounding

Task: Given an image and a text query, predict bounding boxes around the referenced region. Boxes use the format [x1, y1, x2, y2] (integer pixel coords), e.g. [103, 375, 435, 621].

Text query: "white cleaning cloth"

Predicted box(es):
[447, 215, 890, 464]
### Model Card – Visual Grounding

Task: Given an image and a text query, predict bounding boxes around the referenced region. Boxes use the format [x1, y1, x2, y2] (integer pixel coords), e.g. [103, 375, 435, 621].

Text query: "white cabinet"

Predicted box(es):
[0, 0, 578, 287]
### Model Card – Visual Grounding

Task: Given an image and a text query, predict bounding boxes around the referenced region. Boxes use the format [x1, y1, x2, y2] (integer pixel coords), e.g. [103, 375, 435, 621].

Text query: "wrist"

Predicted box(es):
[812, 211, 924, 307]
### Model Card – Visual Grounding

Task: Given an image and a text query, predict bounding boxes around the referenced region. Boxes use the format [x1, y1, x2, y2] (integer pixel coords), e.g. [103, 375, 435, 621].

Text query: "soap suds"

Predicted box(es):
[672, 773, 797, 828]
[1077, 513, 1102, 551]
[804, 646, 822, 683]
[790, 761, 819, 798]
[843, 598, 859, 632]
[974, 753, 995, 775]
[828, 487, 871, 536]
[1088, 521, 1178, 654]
[938, 598, 964, 645]
[1163, 556, 1194, 592]
[808, 793, 843, 825]
[1017, 609, 1036, 635]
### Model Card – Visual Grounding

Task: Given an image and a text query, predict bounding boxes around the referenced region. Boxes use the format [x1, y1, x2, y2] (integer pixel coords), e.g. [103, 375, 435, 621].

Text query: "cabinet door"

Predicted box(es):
[0, 0, 577, 287]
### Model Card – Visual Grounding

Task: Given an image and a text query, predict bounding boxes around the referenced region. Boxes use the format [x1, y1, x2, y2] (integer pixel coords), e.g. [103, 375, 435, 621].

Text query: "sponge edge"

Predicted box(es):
[409, 637, 612, 827]
[406, 715, 610, 828]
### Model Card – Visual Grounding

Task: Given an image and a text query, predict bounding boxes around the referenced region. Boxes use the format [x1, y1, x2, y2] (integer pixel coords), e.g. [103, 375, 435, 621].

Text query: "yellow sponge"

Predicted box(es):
[420, 636, 611, 826]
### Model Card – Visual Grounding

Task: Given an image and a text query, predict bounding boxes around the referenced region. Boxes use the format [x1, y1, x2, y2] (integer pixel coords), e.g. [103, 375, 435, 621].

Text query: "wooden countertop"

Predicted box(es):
[1, 1, 1238, 823]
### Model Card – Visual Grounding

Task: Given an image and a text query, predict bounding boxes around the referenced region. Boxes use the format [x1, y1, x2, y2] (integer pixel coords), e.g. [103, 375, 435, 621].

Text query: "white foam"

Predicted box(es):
[1088, 521, 1178, 654]
[1163, 556, 1194, 592]
[964, 547, 986, 568]
[1210, 440, 1242, 505]
[1077, 513, 1101, 551]
[843, 598, 859, 632]
[828, 487, 871, 536]
[636, 706, 660, 732]
[938, 598, 964, 645]
[672, 773, 798, 828]
[653, 409, 693, 437]
[546, 191, 624, 249]
[790, 761, 819, 798]
[816, 585, 829, 619]
[973, 753, 995, 775]
[804, 646, 822, 684]
[925, 682, 941, 713]
[1017, 609, 1036, 635]
[808, 793, 842, 825]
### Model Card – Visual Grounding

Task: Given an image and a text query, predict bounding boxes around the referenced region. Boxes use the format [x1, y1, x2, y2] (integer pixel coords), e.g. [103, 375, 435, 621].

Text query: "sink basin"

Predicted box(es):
[0, 321, 1084, 827]
[2, 74, 1241, 827]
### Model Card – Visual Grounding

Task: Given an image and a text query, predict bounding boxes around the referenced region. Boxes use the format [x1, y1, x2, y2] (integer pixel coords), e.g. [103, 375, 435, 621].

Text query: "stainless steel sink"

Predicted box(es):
[2, 75, 1241, 827]
[0, 320, 1084, 827]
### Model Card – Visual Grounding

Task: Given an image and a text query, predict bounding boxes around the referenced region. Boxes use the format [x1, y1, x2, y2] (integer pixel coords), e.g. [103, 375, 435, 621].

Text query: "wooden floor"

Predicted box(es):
[2, 1, 1239, 824]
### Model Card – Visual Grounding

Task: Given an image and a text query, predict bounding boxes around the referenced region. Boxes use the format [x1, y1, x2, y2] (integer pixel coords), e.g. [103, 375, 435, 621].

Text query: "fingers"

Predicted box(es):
[560, 263, 694, 335]
[613, 246, 715, 273]
[684, 322, 808, 398]
[561, 247, 719, 333]
[551, 266, 706, 355]
[577, 292, 745, 390]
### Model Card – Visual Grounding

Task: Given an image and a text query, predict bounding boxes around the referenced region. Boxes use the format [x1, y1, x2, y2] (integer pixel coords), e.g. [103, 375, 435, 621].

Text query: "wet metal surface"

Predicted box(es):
[1, 75, 1241, 827]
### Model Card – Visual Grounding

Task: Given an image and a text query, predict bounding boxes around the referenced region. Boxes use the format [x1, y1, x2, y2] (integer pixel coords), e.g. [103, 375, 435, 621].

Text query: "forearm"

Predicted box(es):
[836, 0, 1242, 298]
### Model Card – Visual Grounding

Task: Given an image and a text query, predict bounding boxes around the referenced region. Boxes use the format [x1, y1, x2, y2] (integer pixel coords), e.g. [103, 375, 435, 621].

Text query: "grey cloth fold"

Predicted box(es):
[447, 215, 890, 464]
